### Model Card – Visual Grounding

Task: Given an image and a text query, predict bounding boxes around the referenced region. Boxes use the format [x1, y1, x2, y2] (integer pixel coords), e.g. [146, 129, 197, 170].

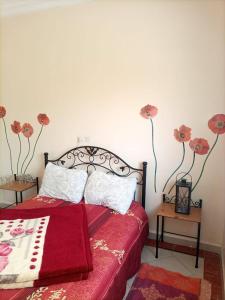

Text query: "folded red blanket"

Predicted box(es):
[0, 204, 93, 288]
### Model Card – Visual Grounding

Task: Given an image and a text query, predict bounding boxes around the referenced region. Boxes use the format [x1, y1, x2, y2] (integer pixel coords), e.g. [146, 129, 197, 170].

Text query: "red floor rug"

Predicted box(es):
[126, 263, 211, 300]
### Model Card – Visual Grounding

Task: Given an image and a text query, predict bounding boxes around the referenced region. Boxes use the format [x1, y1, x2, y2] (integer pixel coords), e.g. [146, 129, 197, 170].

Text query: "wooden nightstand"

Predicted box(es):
[155, 200, 202, 268]
[0, 176, 39, 208]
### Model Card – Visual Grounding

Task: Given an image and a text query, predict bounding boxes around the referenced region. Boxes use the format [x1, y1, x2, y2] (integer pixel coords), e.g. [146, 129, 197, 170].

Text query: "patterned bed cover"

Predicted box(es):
[0, 196, 149, 300]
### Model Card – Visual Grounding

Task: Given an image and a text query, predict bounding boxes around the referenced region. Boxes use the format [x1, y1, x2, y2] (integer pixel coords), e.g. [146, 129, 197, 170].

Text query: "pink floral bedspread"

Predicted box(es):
[0, 196, 149, 300]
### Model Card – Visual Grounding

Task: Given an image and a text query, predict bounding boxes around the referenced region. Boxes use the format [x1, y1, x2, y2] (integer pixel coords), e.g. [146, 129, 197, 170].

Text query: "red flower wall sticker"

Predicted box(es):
[21, 123, 33, 138]
[138, 103, 224, 196]
[191, 114, 225, 192]
[0, 105, 50, 175]
[11, 121, 22, 175]
[0, 107, 13, 174]
[21, 123, 34, 174]
[208, 114, 225, 135]
[189, 138, 210, 155]
[23, 114, 50, 174]
[37, 114, 50, 126]
[174, 125, 192, 143]
[140, 104, 158, 193]
[11, 121, 21, 134]
[163, 113, 225, 195]
[177, 138, 210, 192]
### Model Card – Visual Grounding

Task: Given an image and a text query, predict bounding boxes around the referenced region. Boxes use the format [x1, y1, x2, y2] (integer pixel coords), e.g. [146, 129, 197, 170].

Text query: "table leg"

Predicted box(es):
[161, 216, 164, 242]
[15, 192, 18, 205]
[155, 215, 159, 258]
[36, 177, 39, 193]
[20, 191, 23, 203]
[195, 222, 201, 268]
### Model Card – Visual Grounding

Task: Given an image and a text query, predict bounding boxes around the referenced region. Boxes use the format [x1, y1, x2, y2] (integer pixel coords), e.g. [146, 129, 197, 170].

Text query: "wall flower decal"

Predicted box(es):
[140, 105, 158, 119]
[140, 104, 158, 192]
[168, 137, 209, 194]
[208, 114, 225, 135]
[38, 113, 50, 126]
[163, 125, 191, 193]
[11, 121, 21, 135]
[0, 106, 6, 118]
[0, 106, 13, 175]
[11, 121, 22, 175]
[191, 114, 225, 192]
[140, 108, 225, 197]
[0, 106, 50, 176]
[22, 123, 33, 138]
[20, 123, 34, 174]
[174, 125, 192, 143]
[23, 113, 50, 173]
[189, 138, 210, 155]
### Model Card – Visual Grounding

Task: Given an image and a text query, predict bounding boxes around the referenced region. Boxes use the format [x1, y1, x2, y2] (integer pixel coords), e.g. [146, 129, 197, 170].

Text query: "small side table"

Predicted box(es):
[155, 201, 202, 268]
[0, 176, 39, 207]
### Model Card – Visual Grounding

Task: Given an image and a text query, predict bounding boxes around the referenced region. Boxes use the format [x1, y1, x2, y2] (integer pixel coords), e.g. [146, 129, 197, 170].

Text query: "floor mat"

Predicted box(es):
[126, 263, 211, 300]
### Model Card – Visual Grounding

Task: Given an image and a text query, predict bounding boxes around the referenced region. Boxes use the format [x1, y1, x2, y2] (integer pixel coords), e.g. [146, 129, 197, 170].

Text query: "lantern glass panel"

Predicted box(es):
[175, 180, 191, 214]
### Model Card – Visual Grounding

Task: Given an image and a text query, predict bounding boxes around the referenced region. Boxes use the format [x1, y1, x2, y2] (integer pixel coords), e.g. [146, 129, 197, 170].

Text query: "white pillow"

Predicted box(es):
[84, 171, 137, 214]
[39, 162, 88, 203]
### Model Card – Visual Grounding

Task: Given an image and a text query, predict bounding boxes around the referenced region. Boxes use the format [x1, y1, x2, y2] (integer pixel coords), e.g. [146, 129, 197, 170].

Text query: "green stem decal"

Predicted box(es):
[21, 138, 31, 174]
[192, 134, 219, 192]
[17, 134, 22, 175]
[163, 142, 185, 192]
[2, 118, 13, 175]
[150, 118, 157, 193]
[24, 125, 43, 174]
[168, 151, 196, 194]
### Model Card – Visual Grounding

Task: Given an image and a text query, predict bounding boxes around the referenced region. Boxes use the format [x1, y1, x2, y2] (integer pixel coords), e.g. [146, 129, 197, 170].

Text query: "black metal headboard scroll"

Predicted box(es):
[44, 146, 147, 209]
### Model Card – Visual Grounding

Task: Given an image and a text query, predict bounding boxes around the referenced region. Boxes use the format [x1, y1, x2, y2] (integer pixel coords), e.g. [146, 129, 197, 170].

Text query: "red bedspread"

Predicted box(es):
[0, 204, 93, 288]
[0, 196, 149, 300]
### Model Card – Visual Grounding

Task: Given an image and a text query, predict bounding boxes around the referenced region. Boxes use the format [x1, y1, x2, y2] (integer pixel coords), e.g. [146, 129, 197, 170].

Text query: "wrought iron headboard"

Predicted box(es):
[44, 146, 147, 208]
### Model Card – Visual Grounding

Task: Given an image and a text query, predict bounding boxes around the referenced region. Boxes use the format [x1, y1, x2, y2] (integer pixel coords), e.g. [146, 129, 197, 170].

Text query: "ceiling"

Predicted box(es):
[1, 0, 92, 16]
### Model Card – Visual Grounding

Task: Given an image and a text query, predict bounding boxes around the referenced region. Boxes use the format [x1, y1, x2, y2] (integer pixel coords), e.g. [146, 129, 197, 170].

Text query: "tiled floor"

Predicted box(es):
[141, 246, 204, 277]
[124, 241, 224, 300]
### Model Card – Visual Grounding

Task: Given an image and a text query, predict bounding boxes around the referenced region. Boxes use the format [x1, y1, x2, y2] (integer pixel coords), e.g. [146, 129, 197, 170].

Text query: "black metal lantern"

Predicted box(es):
[175, 176, 192, 214]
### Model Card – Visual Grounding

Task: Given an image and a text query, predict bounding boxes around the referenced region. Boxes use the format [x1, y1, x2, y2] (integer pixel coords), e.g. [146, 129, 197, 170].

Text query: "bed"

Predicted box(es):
[0, 146, 149, 300]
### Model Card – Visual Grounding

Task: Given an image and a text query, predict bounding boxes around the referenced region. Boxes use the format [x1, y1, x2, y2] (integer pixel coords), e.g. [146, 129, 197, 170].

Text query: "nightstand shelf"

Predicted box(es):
[155, 201, 202, 268]
[0, 176, 39, 207]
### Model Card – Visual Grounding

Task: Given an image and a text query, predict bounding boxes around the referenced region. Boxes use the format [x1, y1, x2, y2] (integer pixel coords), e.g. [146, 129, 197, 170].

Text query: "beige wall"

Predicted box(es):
[0, 0, 225, 248]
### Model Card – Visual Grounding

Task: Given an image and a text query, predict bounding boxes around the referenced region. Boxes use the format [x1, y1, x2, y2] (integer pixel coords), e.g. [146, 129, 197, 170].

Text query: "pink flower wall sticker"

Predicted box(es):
[20, 123, 34, 174]
[140, 104, 158, 193]
[163, 125, 191, 193]
[23, 114, 50, 173]
[0, 106, 50, 175]
[0, 106, 13, 175]
[11, 121, 22, 175]
[191, 114, 225, 192]
[189, 138, 210, 155]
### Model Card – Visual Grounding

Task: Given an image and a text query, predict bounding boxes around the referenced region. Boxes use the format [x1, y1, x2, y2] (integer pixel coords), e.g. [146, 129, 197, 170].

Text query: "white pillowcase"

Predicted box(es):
[39, 162, 88, 203]
[84, 171, 137, 214]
